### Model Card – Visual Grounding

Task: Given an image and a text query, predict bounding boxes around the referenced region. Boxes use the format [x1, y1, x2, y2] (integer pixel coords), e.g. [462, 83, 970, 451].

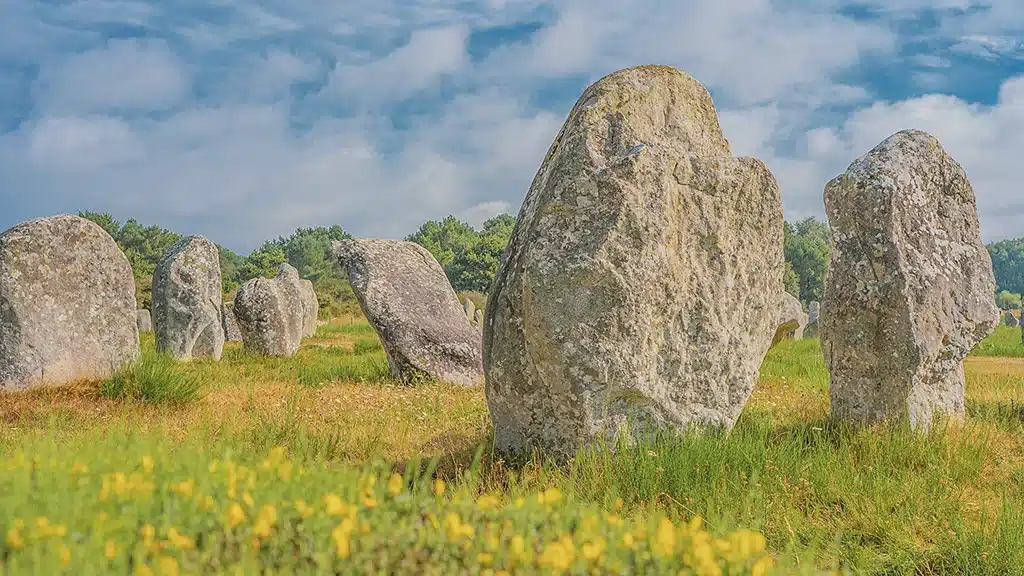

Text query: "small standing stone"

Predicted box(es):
[804, 301, 821, 338]
[299, 279, 319, 338]
[1004, 312, 1019, 328]
[464, 297, 476, 321]
[822, 129, 999, 431]
[233, 264, 305, 357]
[772, 292, 808, 346]
[473, 308, 483, 327]
[222, 303, 242, 342]
[137, 310, 153, 333]
[152, 236, 224, 361]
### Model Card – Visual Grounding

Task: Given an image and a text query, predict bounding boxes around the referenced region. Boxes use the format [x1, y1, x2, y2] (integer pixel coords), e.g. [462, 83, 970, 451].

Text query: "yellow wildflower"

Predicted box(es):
[332, 518, 354, 559]
[751, 555, 774, 576]
[361, 494, 377, 509]
[614, 498, 624, 510]
[387, 473, 403, 497]
[294, 499, 313, 519]
[476, 494, 500, 511]
[433, 478, 446, 496]
[536, 487, 562, 505]
[243, 492, 254, 507]
[71, 462, 89, 475]
[166, 527, 194, 550]
[443, 513, 475, 541]
[59, 544, 71, 567]
[171, 479, 194, 497]
[142, 456, 155, 473]
[104, 539, 117, 560]
[539, 536, 575, 573]
[477, 552, 493, 566]
[652, 517, 676, 558]
[324, 494, 348, 516]
[135, 564, 154, 576]
[225, 503, 246, 529]
[253, 505, 278, 539]
[158, 555, 179, 576]
[5, 528, 23, 550]
[581, 537, 606, 562]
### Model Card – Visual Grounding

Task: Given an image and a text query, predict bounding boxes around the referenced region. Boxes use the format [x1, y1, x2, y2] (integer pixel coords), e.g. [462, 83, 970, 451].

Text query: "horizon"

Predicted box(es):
[2, 2, 1024, 253]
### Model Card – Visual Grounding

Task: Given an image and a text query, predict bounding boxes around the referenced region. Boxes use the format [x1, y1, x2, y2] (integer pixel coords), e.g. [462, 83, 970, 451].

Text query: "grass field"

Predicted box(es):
[0, 320, 1021, 574]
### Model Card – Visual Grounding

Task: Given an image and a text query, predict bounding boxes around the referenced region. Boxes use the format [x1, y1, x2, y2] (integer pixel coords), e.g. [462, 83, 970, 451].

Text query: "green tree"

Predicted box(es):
[996, 290, 1022, 310]
[988, 238, 1024, 296]
[784, 218, 830, 304]
[406, 216, 477, 269]
[446, 215, 516, 292]
[238, 241, 286, 281]
[78, 211, 121, 239]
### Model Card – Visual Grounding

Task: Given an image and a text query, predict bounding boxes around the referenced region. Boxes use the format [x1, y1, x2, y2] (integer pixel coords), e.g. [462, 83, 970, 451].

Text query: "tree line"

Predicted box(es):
[78, 211, 1024, 314]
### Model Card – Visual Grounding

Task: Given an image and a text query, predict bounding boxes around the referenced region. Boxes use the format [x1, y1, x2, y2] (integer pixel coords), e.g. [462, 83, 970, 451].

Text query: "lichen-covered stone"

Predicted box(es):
[331, 239, 483, 387]
[804, 301, 821, 338]
[822, 129, 999, 431]
[0, 215, 139, 390]
[463, 298, 475, 321]
[233, 264, 304, 357]
[772, 292, 808, 346]
[473, 308, 483, 327]
[137, 309, 152, 332]
[222, 303, 242, 342]
[299, 279, 318, 339]
[1004, 312, 1019, 328]
[484, 65, 785, 457]
[152, 236, 224, 361]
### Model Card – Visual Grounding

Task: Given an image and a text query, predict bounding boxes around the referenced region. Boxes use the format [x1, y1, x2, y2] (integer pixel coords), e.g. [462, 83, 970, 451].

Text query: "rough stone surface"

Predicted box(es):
[804, 301, 821, 338]
[0, 215, 140, 390]
[222, 303, 242, 342]
[772, 293, 808, 346]
[233, 264, 304, 356]
[331, 238, 484, 387]
[299, 279, 319, 338]
[1004, 312, 1019, 328]
[152, 236, 224, 361]
[473, 308, 483, 326]
[137, 310, 152, 332]
[822, 129, 999, 431]
[463, 298, 476, 321]
[483, 65, 785, 457]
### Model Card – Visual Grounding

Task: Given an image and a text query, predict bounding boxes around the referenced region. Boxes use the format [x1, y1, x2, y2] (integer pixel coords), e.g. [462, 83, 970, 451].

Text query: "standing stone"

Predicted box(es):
[804, 301, 821, 338]
[331, 239, 483, 387]
[822, 129, 999, 431]
[222, 303, 242, 342]
[299, 279, 318, 339]
[0, 215, 139, 390]
[233, 263, 304, 357]
[463, 297, 476, 321]
[484, 65, 785, 457]
[772, 293, 808, 346]
[1004, 312, 1019, 328]
[473, 308, 483, 327]
[152, 236, 224, 361]
[137, 310, 153, 333]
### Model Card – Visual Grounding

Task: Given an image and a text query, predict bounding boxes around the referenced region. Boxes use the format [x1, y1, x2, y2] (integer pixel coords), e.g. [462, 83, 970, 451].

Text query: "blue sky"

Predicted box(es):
[2, 0, 1023, 253]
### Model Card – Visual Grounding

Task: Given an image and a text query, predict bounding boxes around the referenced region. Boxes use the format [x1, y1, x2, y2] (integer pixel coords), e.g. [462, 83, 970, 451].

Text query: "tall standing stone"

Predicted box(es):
[137, 310, 153, 333]
[233, 263, 304, 357]
[299, 279, 319, 339]
[822, 129, 999, 431]
[152, 236, 224, 361]
[1004, 312, 1019, 328]
[332, 239, 483, 387]
[0, 215, 139, 390]
[484, 65, 785, 457]
[222, 303, 242, 342]
[463, 298, 476, 321]
[772, 292, 808, 346]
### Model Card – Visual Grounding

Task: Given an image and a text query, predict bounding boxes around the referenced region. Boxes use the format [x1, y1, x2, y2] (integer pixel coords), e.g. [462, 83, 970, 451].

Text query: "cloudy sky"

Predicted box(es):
[1, 1, 1023, 253]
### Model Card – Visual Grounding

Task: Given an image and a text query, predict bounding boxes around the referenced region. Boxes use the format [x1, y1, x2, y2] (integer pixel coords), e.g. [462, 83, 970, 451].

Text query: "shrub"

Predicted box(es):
[996, 290, 1022, 310]
[100, 352, 204, 405]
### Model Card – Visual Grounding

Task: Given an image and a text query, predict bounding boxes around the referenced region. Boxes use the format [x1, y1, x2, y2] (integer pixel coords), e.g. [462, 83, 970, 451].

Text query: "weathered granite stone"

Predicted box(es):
[233, 264, 304, 356]
[772, 292, 808, 346]
[822, 129, 999, 431]
[299, 279, 318, 338]
[484, 65, 785, 457]
[152, 236, 224, 361]
[1004, 312, 1019, 328]
[473, 308, 483, 326]
[463, 298, 476, 321]
[804, 300, 821, 338]
[0, 215, 139, 390]
[222, 303, 242, 342]
[331, 238, 483, 386]
[137, 309, 152, 332]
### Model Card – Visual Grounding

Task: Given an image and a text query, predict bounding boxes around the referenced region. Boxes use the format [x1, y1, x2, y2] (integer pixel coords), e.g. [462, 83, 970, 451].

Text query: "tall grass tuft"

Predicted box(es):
[100, 351, 204, 404]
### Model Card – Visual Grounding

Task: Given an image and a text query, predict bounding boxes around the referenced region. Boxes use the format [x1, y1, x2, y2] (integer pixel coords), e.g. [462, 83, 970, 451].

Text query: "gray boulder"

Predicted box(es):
[152, 236, 224, 361]
[484, 65, 785, 457]
[299, 279, 318, 338]
[233, 263, 304, 356]
[772, 293, 808, 346]
[822, 129, 999, 431]
[137, 309, 153, 332]
[473, 308, 483, 327]
[463, 298, 476, 321]
[1004, 312, 1019, 328]
[0, 215, 139, 390]
[331, 239, 483, 387]
[222, 303, 242, 342]
[804, 301, 821, 338]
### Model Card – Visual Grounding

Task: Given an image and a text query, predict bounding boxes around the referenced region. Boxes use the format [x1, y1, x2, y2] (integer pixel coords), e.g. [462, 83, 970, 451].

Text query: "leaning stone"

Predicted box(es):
[137, 310, 153, 333]
[0, 215, 139, 390]
[1004, 312, 1019, 328]
[463, 297, 476, 321]
[332, 238, 483, 387]
[233, 264, 304, 357]
[822, 129, 999, 431]
[152, 236, 224, 361]
[484, 65, 785, 457]
[772, 293, 808, 346]
[299, 279, 319, 339]
[222, 303, 242, 342]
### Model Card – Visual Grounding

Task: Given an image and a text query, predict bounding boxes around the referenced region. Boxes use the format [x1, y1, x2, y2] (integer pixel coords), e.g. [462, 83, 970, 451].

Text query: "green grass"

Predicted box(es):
[1, 319, 1022, 574]
[970, 326, 1024, 357]
[100, 350, 205, 405]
